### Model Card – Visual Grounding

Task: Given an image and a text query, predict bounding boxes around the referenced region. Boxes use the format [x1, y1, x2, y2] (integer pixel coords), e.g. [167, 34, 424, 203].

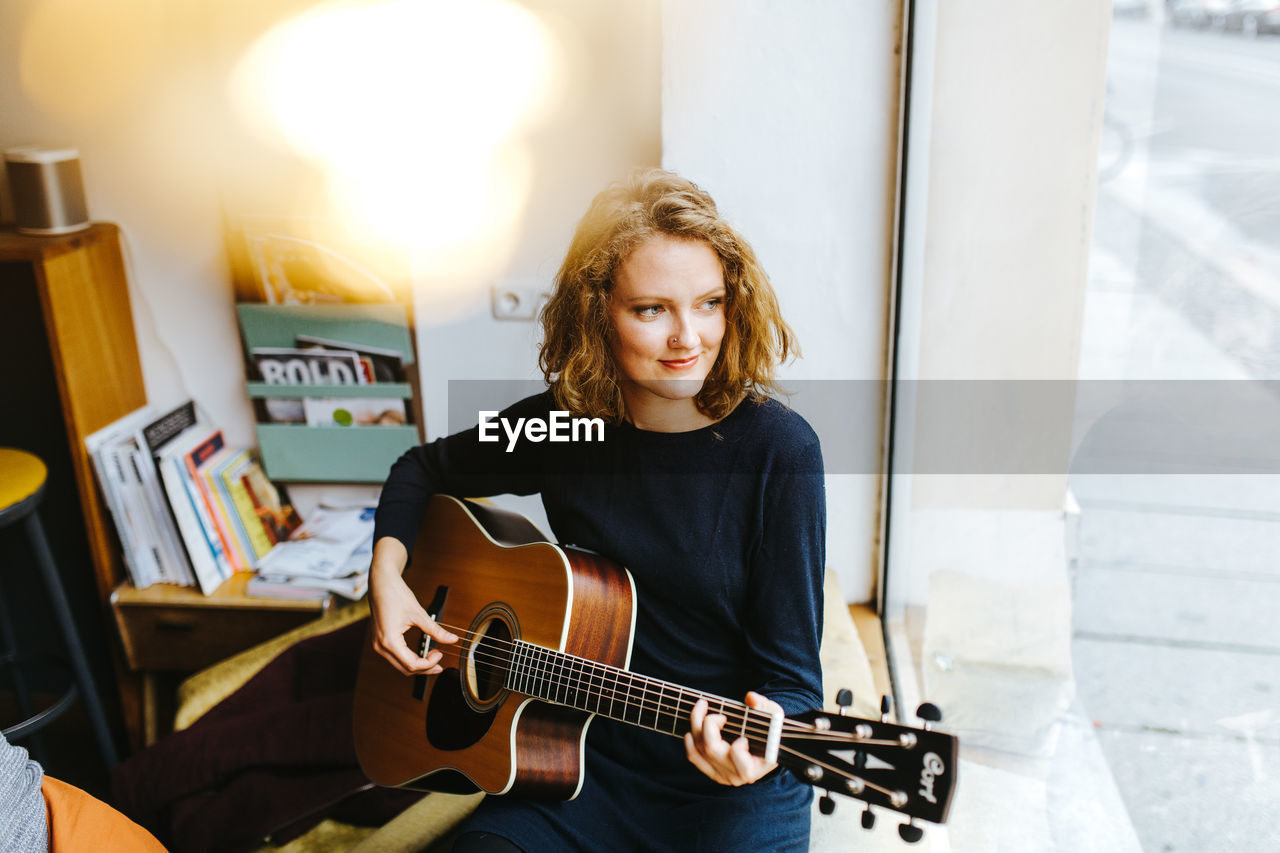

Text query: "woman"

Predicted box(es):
[370, 169, 826, 851]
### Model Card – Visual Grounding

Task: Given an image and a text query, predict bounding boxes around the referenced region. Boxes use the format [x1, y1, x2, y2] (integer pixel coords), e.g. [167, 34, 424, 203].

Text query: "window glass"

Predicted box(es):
[884, 5, 1280, 850]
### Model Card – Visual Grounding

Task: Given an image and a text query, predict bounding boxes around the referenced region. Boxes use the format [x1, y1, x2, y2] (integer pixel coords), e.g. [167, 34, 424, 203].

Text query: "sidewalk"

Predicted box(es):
[1068, 163, 1280, 850]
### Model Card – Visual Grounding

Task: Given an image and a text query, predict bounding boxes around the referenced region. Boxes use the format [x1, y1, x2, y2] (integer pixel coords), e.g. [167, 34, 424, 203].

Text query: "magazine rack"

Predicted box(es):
[236, 304, 423, 482]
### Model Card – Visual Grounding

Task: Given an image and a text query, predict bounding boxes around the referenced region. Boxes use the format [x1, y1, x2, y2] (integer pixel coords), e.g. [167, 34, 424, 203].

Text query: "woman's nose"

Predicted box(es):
[672, 311, 701, 348]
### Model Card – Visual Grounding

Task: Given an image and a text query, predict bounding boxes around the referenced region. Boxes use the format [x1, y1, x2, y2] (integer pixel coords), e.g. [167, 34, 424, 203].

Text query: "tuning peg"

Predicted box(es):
[819, 793, 836, 815]
[836, 688, 853, 716]
[880, 694, 893, 722]
[898, 820, 924, 844]
[916, 702, 943, 730]
[860, 805, 876, 830]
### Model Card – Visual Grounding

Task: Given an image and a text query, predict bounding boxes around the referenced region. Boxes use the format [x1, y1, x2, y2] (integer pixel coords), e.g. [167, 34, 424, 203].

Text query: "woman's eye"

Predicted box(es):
[635, 305, 663, 318]
[700, 298, 723, 310]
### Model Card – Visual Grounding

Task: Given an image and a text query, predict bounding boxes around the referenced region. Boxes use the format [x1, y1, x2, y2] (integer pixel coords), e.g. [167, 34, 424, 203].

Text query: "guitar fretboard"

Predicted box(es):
[503, 639, 773, 749]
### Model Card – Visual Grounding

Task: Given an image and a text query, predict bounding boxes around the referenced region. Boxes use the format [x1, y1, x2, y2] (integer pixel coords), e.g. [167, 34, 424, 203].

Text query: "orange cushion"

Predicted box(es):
[42, 776, 167, 853]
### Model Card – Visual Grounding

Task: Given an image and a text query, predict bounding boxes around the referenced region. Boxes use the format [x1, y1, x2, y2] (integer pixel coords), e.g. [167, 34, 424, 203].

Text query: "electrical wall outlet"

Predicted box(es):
[490, 281, 549, 321]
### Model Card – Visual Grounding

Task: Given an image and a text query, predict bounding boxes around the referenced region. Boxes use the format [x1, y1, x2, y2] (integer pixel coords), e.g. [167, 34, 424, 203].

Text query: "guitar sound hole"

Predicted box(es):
[426, 668, 498, 752]
[464, 608, 516, 712]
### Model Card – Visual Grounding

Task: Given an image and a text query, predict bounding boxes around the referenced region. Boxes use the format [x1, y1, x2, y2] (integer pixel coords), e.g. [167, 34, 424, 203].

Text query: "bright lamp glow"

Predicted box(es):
[231, 0, 559, 262]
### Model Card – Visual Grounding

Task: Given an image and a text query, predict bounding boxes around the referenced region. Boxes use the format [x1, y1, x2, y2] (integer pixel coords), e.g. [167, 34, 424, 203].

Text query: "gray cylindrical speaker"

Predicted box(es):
[4, 147, 91, 235]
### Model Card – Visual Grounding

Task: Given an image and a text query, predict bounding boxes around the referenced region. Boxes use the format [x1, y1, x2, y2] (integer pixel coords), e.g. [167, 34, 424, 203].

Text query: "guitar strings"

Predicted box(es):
[411, 619, 784, 741]
[468, 643, 777, 741]
[439, 640, 901, 751]
[429, 620, 790, 741]
[775, 744, 900, 801]
[430, 622, 874, 743]
[413, 621, 879, 743]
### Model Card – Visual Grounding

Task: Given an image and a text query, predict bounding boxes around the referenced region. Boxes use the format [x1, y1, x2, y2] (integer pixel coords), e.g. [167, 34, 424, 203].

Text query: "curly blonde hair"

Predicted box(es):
[539, 169, 797, 423]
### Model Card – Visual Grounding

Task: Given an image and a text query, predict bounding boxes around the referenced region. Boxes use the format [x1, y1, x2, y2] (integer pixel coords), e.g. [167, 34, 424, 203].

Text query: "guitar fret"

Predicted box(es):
[524, 640, 540, 696]
[626, 673, 643, 726]
[524, 644, 537, 696]
[507, 642, 521, 692]
[592, 662, 605, 714]
[565, 653, 576, 706]
[524, 640, 535, 696]
[525, 643, 537, 696]
[504, 637, 514, 691]
[540, 647, 555, 703]
[652, 682, 665, 731]
[575, 657, 586, 709]
[555, 650, 569, 706]
[524, 644, 539, 697]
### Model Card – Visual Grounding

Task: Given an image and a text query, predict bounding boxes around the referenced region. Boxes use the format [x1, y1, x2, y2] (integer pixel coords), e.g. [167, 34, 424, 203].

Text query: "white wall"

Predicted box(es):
[662, 0, 905, 601]
[0, 0, 257, 446]
[413, 0, 663, 441]
[2, 0, 897, 593]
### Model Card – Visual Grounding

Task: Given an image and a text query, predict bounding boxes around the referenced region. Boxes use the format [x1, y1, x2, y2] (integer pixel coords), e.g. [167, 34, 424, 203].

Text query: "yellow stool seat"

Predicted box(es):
[0, 448, 48, 523]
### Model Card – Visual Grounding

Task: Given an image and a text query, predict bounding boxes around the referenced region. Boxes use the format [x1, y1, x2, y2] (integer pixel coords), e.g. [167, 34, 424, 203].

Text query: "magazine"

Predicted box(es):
[249, 507, 374, 602]
[295, 334, 403, 383]
[302, 397, 407, 427]
[251, 347, 366, 386]
[85, 405, 195, 589]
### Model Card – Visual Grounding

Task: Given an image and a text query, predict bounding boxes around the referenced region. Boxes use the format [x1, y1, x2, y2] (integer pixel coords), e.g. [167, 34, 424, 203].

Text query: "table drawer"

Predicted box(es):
[112, 601, 323, 671]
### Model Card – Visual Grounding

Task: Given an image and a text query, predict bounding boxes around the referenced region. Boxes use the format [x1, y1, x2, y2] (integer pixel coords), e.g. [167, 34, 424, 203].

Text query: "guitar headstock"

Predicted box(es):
[781, 694, 958, 843]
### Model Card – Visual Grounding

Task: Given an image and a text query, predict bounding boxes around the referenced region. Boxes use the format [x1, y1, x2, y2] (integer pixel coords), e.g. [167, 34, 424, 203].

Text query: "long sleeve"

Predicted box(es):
[744, 429, 826, 717]
[373, 392, 551, 556]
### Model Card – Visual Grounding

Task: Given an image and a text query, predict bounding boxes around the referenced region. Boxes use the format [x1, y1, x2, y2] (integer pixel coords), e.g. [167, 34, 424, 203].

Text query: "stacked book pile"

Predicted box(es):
[248, 504, 375, 601]
[87, 402, 300, 595]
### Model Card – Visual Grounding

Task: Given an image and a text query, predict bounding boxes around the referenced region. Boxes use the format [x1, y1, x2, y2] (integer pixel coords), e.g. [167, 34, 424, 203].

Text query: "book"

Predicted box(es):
[202, 447, 258, 571]
[222, 453, 277, 560]
[240, 463, 302, 543]
[132, 439, 196, 587]
[180, 431, 246, 573]
[157, 426, 233, 593]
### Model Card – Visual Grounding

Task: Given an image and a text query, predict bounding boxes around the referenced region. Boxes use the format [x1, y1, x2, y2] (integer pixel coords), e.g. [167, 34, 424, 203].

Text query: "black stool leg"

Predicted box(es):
[24, 510, 119, 769]
[0, 574, 48, 765]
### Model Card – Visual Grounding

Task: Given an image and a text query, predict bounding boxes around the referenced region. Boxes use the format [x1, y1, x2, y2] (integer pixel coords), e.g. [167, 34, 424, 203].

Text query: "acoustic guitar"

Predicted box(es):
[353, 495, 958, 843]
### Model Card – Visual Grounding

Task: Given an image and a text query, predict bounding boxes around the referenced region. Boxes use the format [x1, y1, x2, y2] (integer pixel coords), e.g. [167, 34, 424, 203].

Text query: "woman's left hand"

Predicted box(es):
[684, 691, 782, 786]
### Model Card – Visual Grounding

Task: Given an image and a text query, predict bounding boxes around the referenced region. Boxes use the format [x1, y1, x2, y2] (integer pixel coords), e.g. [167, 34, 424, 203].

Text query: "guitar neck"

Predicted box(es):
[504, 639, 778, 754]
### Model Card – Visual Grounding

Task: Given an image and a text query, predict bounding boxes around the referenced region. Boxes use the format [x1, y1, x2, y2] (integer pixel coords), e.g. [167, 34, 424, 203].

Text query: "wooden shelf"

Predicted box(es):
[111, 572, 331, 610]
[1, 223, 149, 749]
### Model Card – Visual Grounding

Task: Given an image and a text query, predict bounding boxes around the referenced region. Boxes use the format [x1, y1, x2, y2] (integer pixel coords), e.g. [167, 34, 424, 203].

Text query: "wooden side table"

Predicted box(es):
[111, 573, 331, 744]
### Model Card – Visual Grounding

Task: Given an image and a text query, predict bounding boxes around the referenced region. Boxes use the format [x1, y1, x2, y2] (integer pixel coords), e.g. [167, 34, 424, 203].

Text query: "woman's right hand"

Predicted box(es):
[368, 536, 458, 676]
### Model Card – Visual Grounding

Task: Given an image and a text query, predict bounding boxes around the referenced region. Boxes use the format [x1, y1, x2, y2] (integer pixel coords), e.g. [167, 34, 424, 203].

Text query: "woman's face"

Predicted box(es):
[608, 235, 727, 413]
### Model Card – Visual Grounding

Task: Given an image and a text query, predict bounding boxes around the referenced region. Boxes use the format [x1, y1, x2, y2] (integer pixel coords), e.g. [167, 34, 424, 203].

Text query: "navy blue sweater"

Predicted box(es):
[374, 390, 826, 850]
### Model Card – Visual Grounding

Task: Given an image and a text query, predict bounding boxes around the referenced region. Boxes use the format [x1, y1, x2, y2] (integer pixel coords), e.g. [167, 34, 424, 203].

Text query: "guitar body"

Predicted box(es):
[353, 495, 636, 799]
